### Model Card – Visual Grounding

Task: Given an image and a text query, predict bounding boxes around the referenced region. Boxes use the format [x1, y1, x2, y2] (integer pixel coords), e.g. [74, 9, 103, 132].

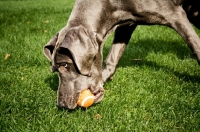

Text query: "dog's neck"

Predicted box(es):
[64, 0, 122, 45]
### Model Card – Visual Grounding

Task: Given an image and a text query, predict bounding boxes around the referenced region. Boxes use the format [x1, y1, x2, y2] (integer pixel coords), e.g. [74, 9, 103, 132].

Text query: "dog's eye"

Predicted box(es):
[58, 63, 68, 68]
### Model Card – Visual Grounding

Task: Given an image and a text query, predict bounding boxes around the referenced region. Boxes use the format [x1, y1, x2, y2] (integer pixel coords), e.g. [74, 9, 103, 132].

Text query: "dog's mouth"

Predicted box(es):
[57, 86, 104, 109]
[89, 87, 104, 103]
[77, 84, 104, 106]
[76, 86, 104, 103]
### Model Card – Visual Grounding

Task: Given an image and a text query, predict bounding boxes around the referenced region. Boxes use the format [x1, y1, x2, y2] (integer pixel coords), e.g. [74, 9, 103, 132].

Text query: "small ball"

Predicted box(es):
[77, 89, 94, 108]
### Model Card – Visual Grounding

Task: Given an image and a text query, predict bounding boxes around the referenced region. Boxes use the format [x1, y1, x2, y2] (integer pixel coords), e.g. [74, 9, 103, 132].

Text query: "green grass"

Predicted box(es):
[0, 0, 200, 131]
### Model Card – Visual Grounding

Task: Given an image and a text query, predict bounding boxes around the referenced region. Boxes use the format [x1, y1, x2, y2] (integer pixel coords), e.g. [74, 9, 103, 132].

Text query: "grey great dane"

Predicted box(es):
[44, 0, 200, 109]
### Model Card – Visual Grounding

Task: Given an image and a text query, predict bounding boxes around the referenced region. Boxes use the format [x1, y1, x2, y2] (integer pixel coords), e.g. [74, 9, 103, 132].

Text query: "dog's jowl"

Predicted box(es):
[44, 0, 200, 109]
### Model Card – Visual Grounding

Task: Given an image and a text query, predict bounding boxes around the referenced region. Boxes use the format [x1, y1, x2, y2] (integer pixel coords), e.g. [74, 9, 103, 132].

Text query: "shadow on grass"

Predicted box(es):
[44, 74, 59, 91]
[104, 38, 200, 84]
[104, 38, 192, 62]
[57, 105, 96, 112]
[134, 60, 200, 84]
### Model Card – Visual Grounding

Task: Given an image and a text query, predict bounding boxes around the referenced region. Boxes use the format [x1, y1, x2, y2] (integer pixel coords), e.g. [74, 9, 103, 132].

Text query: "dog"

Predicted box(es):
[43, 0, 200, 109]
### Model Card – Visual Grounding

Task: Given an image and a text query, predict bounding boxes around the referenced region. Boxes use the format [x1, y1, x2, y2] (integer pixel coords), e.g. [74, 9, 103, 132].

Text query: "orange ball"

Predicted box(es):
[77, 89, 94, 108]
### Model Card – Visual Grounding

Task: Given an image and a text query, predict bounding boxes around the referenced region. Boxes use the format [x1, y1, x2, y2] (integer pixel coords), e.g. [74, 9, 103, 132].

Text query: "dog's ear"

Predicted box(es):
[60, 26, 98, 75]
[43, 33, 59, 61]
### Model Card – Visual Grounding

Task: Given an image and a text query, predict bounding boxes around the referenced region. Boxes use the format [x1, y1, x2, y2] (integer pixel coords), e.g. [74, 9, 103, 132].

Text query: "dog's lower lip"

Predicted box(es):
[93, 92, 101, 100]
[57, 102, 65, 108]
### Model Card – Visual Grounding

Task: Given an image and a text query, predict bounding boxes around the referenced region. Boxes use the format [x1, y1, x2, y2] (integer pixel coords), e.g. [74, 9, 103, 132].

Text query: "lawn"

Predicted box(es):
[0, 0, 200, 131]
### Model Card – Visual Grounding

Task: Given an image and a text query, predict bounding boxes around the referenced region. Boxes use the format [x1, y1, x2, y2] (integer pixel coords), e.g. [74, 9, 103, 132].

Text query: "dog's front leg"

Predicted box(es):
[102, 25, 136, 83]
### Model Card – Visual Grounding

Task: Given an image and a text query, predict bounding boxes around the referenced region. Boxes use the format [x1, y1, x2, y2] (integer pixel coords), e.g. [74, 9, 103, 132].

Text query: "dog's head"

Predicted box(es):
[43, 25, 104, 109]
